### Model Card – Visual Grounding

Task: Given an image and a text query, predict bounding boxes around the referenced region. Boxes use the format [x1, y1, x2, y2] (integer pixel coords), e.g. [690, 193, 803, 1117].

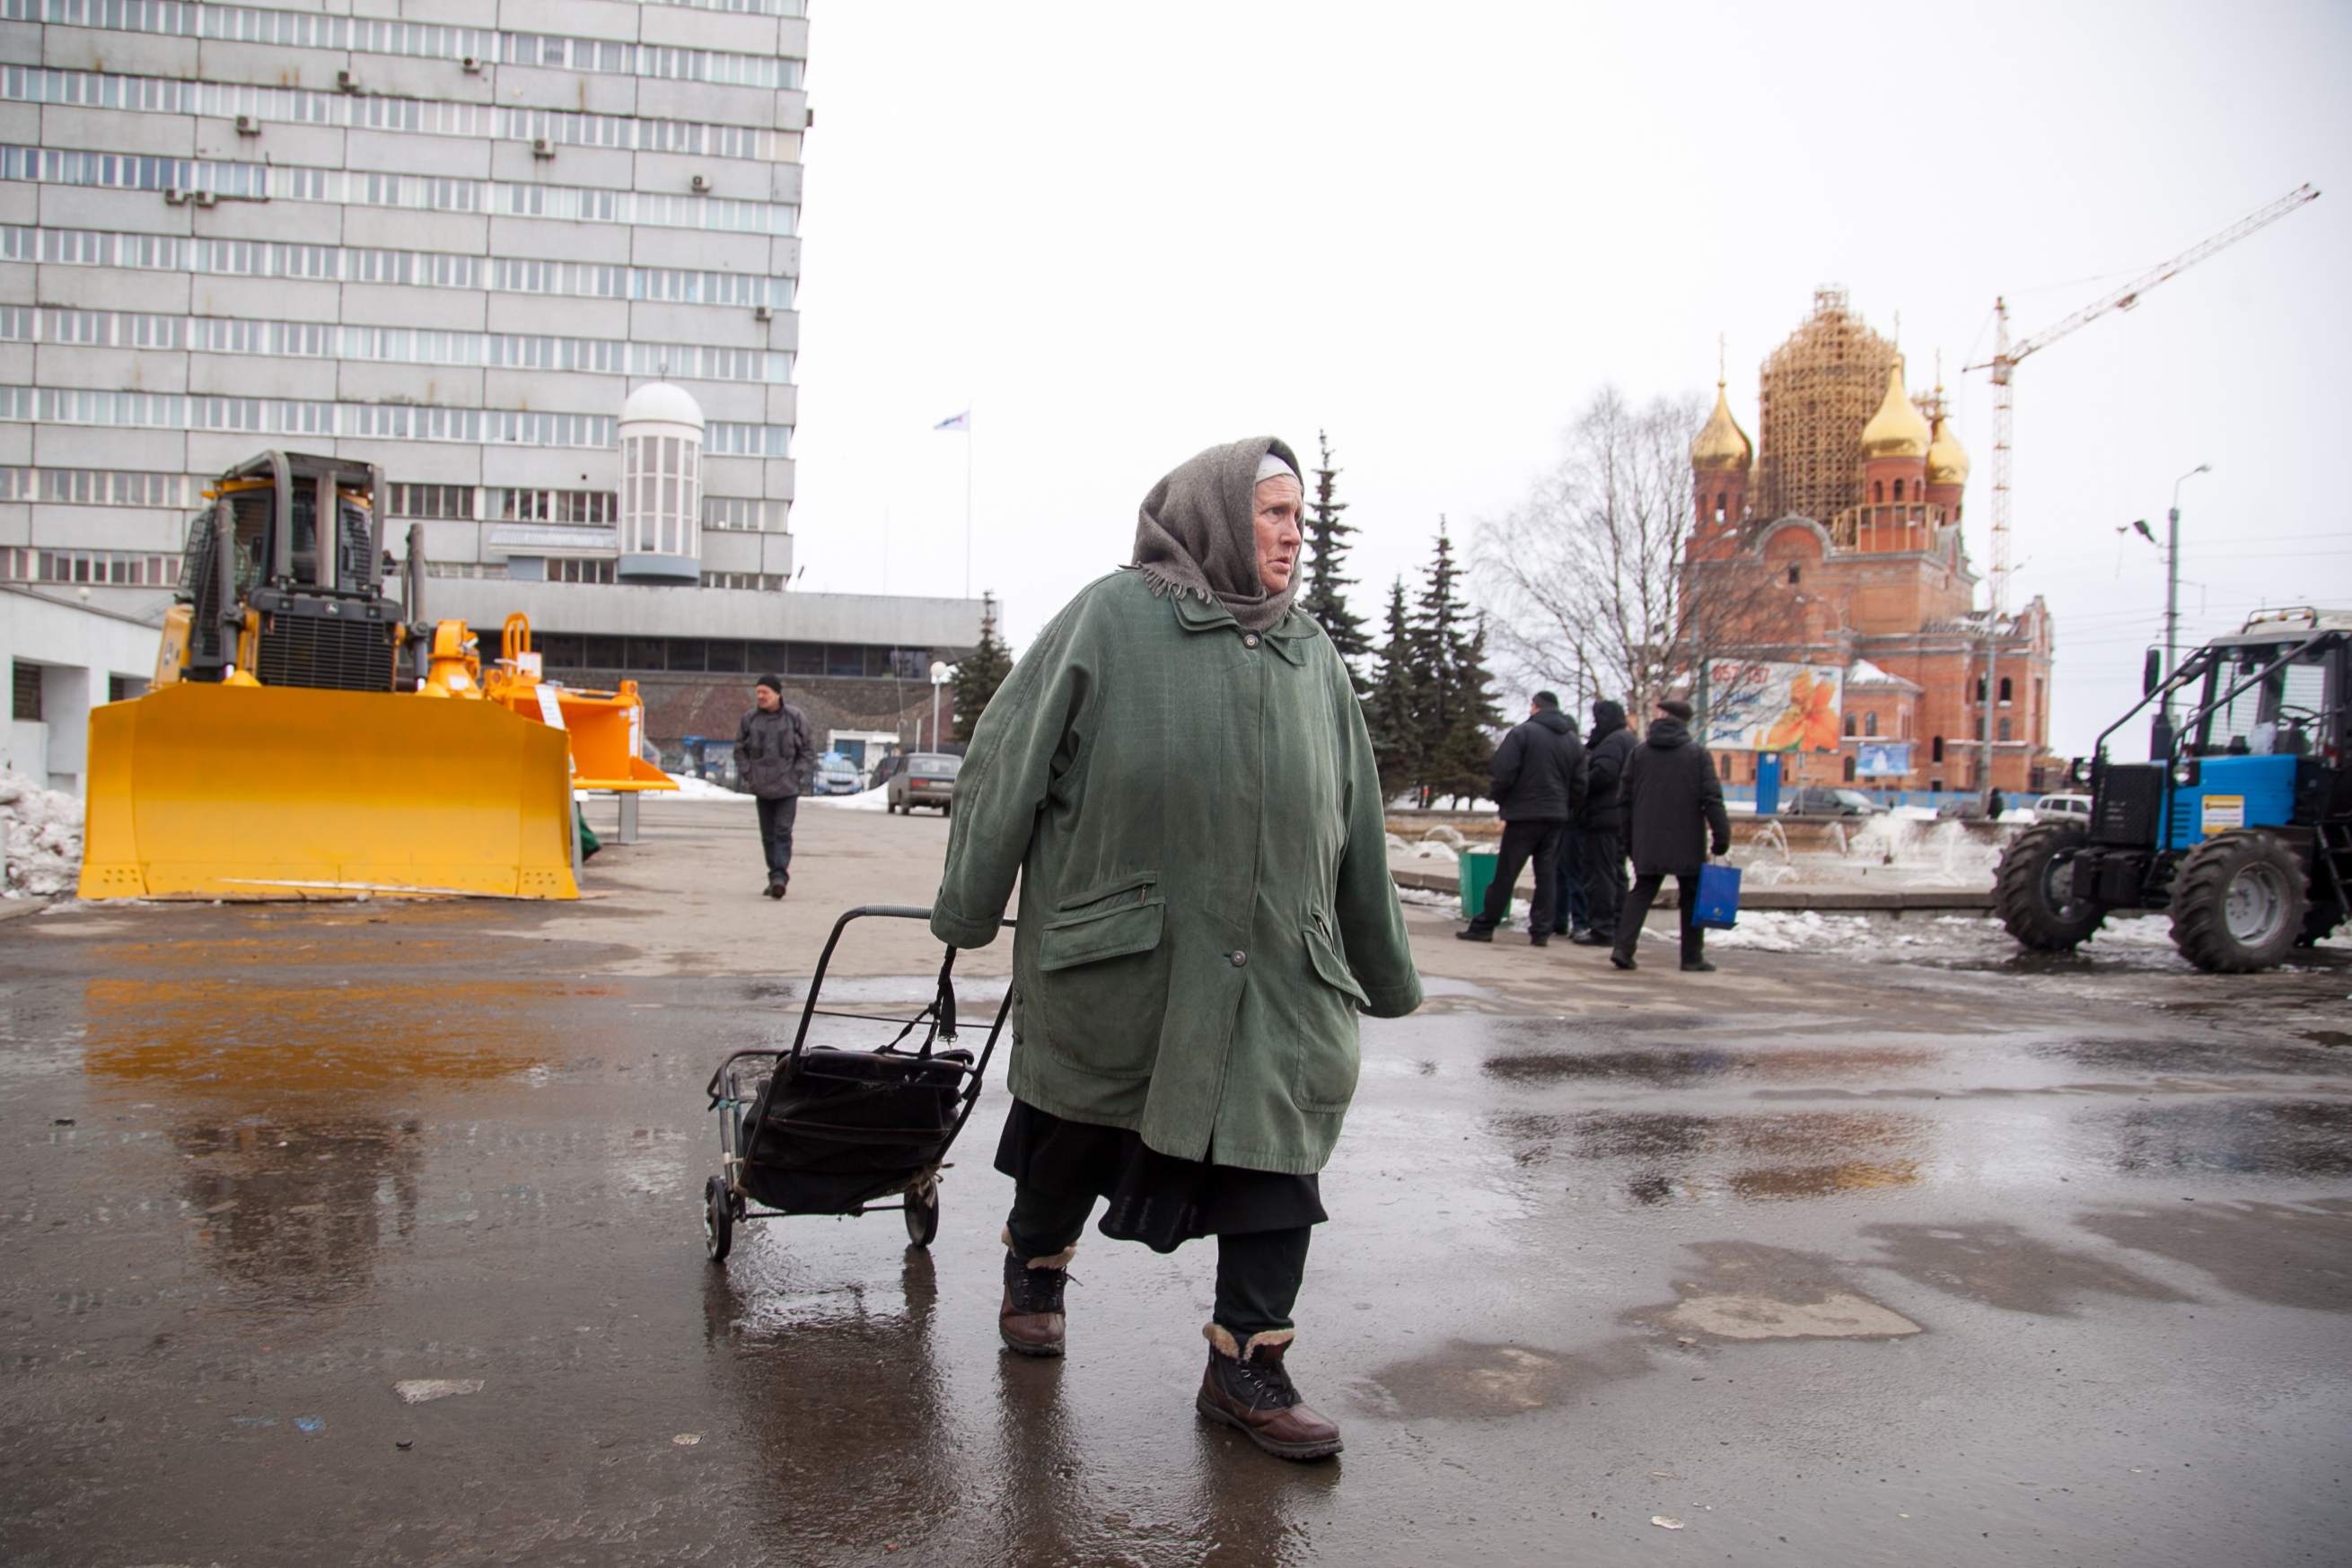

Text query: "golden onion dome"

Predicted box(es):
[1690, 382, 1752, 474]
[1926, 408, 1970, 486]
[1860, 357, 1931, 460]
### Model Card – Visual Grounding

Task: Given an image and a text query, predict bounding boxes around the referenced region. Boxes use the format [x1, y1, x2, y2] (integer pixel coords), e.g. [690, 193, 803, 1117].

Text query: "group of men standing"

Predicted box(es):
[1457, 692, 1731, 972]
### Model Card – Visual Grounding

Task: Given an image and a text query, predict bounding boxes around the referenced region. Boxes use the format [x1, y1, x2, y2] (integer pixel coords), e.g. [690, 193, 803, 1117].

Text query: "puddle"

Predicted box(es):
[2033, 1038, 2352, 1079]
[1501, 1108, 1931, 1202]
[1861, 1221, 2192, 1315]
[2078, 1200, 2352, 1312]
[1628, 1240, 1925, 1342]
[2093, 1099, 2352, 1178]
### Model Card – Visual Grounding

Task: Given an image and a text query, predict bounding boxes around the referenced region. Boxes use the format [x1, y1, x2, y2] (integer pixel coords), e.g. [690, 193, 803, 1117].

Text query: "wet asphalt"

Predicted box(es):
[2, 882, 2349, 1567]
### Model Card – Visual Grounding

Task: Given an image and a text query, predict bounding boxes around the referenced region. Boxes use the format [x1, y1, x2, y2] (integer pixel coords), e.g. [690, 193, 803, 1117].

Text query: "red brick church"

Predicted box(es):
[1683, 288, 2061, 797]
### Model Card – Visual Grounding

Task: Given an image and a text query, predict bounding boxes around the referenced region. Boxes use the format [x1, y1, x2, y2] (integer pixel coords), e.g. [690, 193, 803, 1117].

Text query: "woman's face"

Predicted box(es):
[1252, 475, 1303, 593]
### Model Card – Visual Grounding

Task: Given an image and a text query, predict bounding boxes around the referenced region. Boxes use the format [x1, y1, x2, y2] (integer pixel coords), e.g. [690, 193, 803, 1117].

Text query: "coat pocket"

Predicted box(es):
[1032, 881, 1169, 1082]
[1303, 919, 1369, 1005]
[1038, 880, 1165, 972]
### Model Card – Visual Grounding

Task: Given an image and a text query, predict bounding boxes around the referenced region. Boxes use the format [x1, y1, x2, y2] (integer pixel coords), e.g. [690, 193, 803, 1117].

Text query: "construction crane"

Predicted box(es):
[1969, 183, 2320, 618]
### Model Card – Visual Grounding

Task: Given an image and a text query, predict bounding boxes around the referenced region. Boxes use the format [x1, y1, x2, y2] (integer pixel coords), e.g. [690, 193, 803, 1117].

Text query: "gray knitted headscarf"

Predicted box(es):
[1129, 436, 1302, 633]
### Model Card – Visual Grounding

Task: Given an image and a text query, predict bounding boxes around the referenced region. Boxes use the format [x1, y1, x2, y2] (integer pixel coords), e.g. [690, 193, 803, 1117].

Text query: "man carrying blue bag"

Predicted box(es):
[1610, 697, 1733, 974]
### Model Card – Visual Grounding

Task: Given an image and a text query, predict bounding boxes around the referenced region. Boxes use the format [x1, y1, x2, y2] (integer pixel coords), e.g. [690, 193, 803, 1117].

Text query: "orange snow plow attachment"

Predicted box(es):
[482, 615, 677, 794]
[77, 682, 578, 900]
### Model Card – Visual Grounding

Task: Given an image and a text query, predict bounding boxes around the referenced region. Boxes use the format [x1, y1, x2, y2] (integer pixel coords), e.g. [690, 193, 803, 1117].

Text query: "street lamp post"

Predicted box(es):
[2163, 464, 2211, 732]
[929, 661, 952, 751]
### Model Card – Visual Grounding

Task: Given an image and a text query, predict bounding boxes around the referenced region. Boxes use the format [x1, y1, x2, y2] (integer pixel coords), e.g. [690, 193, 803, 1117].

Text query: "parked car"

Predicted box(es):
[804, 752, 864, 796]
[1781, 787, 1882, 817]
[2032, 793, 2093, 826]
[888, 752, 961, 815]
[867, 752, 908, 793]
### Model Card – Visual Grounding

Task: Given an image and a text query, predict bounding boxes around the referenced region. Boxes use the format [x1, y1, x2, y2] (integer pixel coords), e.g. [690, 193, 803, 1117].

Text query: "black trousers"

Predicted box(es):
[1007, 1184, 1312, 1337]
[754, 794, 798, 880]
[1582, 827, 1628, 941]
[1549, 825, 1590, 933]
[1614, 871, 1706, 965]
[1470, 819, 1565, 936]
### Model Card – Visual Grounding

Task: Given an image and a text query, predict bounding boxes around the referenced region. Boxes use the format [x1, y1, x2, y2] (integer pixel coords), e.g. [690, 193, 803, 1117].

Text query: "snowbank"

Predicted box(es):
[805, 782, 891, 812]
[662, 773, 743, 802]
[0, 770, 83, 897]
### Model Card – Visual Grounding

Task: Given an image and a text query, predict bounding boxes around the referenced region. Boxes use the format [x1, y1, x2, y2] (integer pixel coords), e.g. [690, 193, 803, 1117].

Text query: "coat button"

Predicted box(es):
[1230, 950, 1249, 967]
[1242, 634, 1259, 647]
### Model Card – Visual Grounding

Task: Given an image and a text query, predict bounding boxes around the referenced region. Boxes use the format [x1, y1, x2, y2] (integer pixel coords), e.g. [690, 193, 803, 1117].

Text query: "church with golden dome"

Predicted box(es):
[1684, 287, 2059, 798]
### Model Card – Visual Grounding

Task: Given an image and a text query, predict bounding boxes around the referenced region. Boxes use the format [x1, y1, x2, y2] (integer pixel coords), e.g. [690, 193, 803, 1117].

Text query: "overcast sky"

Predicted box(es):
[785, 0, 2352, 758]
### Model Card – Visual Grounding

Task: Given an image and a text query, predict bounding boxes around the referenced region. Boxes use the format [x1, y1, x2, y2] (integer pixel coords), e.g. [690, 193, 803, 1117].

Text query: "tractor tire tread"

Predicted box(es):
[2170, 830, 2308, 974]
[1994, 821, 2105, 950]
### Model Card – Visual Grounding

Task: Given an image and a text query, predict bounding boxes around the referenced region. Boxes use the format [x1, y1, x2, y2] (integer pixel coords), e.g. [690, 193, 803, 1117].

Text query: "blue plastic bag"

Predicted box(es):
[1692, 863, 1742, 930]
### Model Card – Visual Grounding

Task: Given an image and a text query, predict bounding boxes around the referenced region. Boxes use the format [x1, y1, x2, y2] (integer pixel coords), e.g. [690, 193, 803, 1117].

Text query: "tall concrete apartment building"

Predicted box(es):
[0, 0, 982, 779]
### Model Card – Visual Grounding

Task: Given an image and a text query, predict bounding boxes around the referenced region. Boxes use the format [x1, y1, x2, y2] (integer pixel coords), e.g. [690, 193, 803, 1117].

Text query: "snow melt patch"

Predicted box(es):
[0, 770, 83, 898]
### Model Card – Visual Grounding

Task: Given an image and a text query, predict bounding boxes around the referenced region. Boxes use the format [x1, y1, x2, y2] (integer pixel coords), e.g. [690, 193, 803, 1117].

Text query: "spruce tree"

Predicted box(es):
[950, 593, 1014, 744]
[1362, 580, 1427, 803]
[1299, 430, 1372, 688]
[1413, 522, 1503, 804]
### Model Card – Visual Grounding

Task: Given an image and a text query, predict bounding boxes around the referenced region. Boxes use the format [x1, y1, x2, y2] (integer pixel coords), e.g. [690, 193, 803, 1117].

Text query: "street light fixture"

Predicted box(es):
[2126, 463, 2210, 758]
[928, 660, 952, 752]
[2164, 465, 2211, 718]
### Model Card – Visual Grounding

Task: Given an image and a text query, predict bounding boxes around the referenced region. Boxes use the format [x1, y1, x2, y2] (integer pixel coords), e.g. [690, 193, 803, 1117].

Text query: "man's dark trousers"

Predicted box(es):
[1549, 825, 1590, 934]
[1582, 827, 1627, 942]
[1612, 872, 1705, 966]
[1470, 819, 1566, 936]
[755, 794, 798, 882]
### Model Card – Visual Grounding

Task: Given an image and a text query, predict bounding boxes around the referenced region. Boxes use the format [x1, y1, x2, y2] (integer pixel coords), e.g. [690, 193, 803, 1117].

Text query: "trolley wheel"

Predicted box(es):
[903, 1177, 941, 1248]
[705, 1174, 735, 1264]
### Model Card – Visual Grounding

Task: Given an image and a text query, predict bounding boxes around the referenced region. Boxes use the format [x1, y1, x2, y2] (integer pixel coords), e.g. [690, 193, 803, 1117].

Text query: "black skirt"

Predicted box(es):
[994, 1099, 1326, 1254]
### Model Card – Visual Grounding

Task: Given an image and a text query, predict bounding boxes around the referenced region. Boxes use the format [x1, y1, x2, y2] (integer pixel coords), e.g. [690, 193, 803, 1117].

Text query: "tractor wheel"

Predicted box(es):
[2171, 831, 2308, 973]
[1994, 821, 2106, 950]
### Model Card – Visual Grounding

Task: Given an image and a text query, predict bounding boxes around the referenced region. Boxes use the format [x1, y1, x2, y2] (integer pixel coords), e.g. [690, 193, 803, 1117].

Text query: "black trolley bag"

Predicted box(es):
[700, 904, 1011, 1262]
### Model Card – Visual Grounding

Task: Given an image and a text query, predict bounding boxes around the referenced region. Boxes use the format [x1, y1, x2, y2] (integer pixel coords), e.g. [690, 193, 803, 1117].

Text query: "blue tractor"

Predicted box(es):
[1995, 609, 2350, 971]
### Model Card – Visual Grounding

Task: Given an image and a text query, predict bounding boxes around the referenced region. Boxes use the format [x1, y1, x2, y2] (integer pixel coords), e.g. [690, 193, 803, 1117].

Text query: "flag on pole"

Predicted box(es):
[934, 410, 970, 431]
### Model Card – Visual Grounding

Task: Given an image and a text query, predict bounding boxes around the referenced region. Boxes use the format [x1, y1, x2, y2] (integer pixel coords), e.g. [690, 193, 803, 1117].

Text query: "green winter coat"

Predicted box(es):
[929, 569, 1422, 1174]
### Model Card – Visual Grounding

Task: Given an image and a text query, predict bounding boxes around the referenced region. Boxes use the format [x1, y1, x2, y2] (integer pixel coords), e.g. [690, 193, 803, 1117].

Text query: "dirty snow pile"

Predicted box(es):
[804, 781, 891, 812]
[0, 769, 83, 897]
[661, 772, 743, 802]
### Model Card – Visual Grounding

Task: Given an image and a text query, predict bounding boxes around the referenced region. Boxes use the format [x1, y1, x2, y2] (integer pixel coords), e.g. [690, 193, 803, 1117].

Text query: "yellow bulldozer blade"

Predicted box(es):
[79, 683, 579, 900]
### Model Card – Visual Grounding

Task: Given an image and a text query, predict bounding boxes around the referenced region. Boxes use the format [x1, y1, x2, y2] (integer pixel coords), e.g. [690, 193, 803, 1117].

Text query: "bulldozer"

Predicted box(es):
[79, 451, 671, 901]
[1994, 609, 2351, 971]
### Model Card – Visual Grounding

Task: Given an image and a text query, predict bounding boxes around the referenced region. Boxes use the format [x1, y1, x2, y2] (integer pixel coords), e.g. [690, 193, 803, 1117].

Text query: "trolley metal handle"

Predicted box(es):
[788, 904, 1014, 1063]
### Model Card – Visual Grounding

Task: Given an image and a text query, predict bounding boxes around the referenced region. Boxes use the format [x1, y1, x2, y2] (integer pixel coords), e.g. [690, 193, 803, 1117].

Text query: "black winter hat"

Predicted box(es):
[755, 673, 785, 695]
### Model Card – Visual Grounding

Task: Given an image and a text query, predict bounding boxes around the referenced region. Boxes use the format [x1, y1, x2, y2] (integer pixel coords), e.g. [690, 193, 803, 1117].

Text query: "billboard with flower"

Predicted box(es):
[1700, 661, 1845, 752]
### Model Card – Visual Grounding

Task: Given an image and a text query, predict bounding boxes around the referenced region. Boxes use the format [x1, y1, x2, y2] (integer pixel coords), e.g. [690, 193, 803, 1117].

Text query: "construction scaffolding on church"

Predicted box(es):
[1683, 288, 2062, 801]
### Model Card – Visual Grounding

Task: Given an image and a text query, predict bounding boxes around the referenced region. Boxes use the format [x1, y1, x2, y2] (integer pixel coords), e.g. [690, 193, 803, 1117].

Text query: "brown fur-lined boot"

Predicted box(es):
[998, 1229, 1075, 1357]
[1196, 1324, 1343, 1459]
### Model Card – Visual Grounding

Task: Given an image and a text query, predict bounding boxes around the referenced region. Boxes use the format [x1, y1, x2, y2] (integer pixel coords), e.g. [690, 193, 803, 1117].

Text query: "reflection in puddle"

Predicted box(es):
[2099, 1099, 2352, 1178]
[172, 1115, 425, 1306]
[2032, 1037, 2352, 1079]
[1483, 1043, 1933, 1088]
[1495, 1108, 1930, 1202]
[81, 977, 590, 1091]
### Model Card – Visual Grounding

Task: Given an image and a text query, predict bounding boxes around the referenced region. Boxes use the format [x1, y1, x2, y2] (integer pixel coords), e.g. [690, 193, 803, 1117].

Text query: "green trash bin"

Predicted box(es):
[1459, 845, 1510, 923]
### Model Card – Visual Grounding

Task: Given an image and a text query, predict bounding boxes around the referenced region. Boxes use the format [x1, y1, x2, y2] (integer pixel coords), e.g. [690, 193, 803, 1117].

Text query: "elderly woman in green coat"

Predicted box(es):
[930, 436, 1420, 1460]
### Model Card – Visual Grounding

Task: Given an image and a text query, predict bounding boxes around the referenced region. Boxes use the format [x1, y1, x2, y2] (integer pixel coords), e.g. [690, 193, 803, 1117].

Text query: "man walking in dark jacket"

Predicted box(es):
[1459, 692, 1587, 947]
[1575, 698, 1637, 947]
[1610, 697, 1732, 972]
[735, 674, 817, 898]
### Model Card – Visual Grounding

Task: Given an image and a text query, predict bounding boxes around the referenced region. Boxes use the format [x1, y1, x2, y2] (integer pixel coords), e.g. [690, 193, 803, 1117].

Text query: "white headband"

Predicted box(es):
[1255, 451, 1300, 486]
